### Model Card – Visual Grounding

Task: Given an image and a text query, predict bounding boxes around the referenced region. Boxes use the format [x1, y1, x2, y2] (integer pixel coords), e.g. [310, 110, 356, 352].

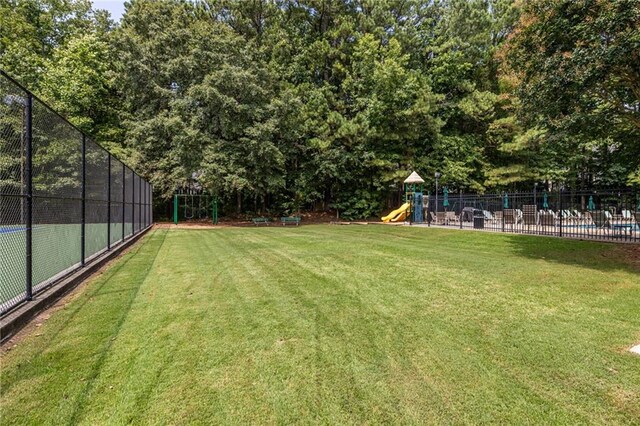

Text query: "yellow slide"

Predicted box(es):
[381, 202, 410, 223]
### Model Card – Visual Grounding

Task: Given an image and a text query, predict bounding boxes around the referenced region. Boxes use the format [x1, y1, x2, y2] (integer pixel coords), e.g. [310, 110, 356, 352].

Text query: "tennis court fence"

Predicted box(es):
[0, 71, 153, 314]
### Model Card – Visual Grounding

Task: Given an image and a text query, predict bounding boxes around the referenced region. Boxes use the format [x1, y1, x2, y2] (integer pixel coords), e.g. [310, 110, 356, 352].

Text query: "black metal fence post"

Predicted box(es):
[25, 94, 33, 301]
[143, 182, 146, 229]
[81, 135, 86, 266]
[122, 164, 126, 241]
[632, 190, 640, 241]
[146, 182, 148, 228]
[107, 155, 111, 250]
[502, 192, 505, 233]
[631, 189, 640, 241]
[559, 188, 563, 238]
[459, 191, 463, 229]
[145, 182, 148, 228]
[132, 173, 136, 236]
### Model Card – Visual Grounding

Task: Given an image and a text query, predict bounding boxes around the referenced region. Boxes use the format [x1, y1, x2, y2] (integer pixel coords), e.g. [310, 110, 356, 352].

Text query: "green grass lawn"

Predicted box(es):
[1, 225, 639, 424]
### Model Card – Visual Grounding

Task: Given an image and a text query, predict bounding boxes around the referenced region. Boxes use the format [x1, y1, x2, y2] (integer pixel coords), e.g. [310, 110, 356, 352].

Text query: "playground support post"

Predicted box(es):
[409, 194, 413, 226]
[173, 194, 178, 224]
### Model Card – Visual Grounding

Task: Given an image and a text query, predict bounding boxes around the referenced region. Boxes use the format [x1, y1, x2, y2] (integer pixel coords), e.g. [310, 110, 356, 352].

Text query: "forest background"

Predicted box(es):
[2, 0, 638, 218]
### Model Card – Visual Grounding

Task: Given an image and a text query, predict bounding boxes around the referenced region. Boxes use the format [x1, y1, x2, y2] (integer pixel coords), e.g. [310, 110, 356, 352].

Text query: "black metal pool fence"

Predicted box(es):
[0, 71, 153, 315]
[424, 189, 640, 243]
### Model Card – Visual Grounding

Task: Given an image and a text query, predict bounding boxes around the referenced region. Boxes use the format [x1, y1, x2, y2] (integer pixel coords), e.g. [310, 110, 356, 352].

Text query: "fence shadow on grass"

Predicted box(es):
[502, 233, 640, 275]
[67, 230, 166, 424]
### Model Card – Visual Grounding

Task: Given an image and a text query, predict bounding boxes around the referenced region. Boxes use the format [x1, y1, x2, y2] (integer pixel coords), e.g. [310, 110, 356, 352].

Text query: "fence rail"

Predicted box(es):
[0, 71, 153, 314]
[424, 189, 640, 243]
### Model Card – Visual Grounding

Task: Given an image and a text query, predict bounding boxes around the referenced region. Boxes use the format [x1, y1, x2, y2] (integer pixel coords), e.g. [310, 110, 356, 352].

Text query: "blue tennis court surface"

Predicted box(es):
[0, 227, 27, 234]
[0, 226, 52, 235]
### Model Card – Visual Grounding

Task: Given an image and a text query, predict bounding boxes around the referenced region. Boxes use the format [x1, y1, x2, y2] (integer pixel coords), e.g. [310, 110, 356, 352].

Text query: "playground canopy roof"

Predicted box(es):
[404, 171, 425, 184]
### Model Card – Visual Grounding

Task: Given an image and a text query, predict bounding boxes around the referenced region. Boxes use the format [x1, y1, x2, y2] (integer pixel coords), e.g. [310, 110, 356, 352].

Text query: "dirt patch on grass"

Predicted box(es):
[608, 387, 639, 415]
[0, 293, 73, 354]
[155, 222, 228, 229]
[157, 211, 342, 228]
[612, 244, 640, 271]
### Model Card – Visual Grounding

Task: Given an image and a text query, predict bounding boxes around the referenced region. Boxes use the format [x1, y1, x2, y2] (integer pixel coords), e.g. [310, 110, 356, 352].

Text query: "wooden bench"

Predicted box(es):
[251, 217, 270, 226]
[280, 217, 301, 226]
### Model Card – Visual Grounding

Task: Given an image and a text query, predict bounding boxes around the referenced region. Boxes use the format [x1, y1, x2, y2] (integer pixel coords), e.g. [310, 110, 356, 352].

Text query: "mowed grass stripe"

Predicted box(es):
[1, 225, 638, 424]
[229, 226, 632, 422]
[1, 229, 167, 425]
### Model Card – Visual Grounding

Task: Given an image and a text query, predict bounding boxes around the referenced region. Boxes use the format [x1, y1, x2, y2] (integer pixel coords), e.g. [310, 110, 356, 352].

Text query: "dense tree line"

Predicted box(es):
[1, 0, 638, 218]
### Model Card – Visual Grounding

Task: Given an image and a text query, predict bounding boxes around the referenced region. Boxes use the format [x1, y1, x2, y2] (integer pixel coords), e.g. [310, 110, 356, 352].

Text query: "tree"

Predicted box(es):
[113, 0, 285, 212]
[0, 0, 97, 89]
[504, 0, 640, 188]
[39, 34, 120, 147]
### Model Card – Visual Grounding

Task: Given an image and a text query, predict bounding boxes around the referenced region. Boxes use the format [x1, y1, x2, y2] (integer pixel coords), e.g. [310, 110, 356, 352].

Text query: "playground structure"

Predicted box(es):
[382, 172, 425, 224]
[173, 191, 218, 224]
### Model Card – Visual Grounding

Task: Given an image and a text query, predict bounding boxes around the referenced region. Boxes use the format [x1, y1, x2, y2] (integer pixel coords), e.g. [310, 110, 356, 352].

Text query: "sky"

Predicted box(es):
[93, 0, 126, 21]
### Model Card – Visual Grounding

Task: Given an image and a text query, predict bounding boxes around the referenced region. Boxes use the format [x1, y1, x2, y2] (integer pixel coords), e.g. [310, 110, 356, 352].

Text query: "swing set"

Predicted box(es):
[173, 191, 218, 224]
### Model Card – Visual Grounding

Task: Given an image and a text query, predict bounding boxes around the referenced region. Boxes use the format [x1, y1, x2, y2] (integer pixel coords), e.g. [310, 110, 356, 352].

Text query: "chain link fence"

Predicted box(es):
[0, 71, 153, 314]
[425, 189, 640, 243]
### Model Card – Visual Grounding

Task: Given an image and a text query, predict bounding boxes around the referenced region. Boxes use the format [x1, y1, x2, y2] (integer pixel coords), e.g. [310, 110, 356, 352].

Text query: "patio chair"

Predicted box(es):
[539, 210, 556, 227]
[483, 210, 495, 222]
[522, 205, 538, 227]
[445, 211, 459, 224]
[515, 209, 523, 224]
[504, 209, 516, 229]
[571, 210, 582, 226]
[591, 210, 610, 228]
[621, 210, 634, 223]
[607, 210, 636, 236]
[436, 211, 447, 225]
[582, 211, 594, 226]
[573, 210, 589, 225]
[614, 209, 633, 226]
[560, 210, 576, 225]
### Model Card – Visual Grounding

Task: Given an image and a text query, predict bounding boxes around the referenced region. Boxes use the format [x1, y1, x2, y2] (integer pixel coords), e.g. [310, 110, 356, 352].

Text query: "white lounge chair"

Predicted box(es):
[482, 210, 492, 222]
